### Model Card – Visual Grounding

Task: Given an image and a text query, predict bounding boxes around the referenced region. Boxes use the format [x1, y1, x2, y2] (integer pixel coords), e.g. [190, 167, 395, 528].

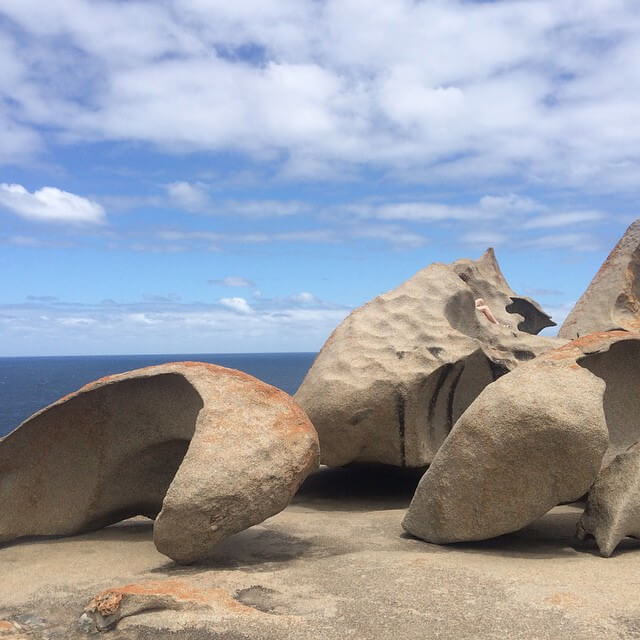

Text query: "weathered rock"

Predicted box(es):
[0, 362, 319, 564]
[403, 332, 640, 544]
[559, 219, 640, 339]
[0, 620, 21, 636]
[577, 441, 640, 557]
[295, 248, 559, 467]
[82, 579, 258, 631]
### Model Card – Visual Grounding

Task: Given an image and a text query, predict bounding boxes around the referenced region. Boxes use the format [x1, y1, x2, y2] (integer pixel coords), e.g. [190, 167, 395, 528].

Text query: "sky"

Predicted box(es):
[1, 0, 638, 356]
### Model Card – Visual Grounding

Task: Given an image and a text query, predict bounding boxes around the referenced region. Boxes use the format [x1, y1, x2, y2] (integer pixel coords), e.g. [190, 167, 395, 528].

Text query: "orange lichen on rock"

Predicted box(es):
[86, 580, 260, 616]
[547, 331, 634, 361]
[86, 590, 124, 616]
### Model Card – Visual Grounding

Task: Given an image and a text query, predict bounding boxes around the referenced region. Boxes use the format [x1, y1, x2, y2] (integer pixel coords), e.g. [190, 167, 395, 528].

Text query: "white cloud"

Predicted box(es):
[221, 200, 310, 218]
[167, 181, 210, 211]
[1, 1, 640, 190]
[291, 291, 316, 304]
[219, 297, 254, 314]
[0, 183, 105, 224]
[478, 195, 545, 215]
[523, 211, 605, 229]
[166, 183, 310, 217]
[461, 231, 509, 247]
[0, 296, 352, 355]
[525, 232, 600, 251]
[210, 276, 256, 288]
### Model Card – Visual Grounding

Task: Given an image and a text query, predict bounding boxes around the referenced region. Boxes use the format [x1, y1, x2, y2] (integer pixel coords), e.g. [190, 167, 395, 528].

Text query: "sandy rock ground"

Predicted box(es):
[2, 465, 640, 639]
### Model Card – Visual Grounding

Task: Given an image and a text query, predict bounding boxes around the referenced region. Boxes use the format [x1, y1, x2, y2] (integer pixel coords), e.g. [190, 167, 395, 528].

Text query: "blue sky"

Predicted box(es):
[1, 0, 638, 356]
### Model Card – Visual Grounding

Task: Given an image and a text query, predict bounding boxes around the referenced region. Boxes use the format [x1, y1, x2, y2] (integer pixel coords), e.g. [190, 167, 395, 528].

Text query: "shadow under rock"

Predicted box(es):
[0, 517, 154, 550]
[402, 506, 598, 559]
[150, 527, 323, 575]
[292, 463, 426, 512]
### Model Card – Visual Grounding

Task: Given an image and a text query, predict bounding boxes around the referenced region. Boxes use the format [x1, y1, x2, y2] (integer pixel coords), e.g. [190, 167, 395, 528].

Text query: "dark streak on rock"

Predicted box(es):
[396, 387, 407, 467]
[446, 364, 465, 434]
[428, 364, 453, 426]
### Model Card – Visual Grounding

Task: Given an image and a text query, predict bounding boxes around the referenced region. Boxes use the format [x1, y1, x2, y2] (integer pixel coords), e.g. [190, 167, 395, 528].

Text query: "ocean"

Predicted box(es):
[0, 353, 317, 437]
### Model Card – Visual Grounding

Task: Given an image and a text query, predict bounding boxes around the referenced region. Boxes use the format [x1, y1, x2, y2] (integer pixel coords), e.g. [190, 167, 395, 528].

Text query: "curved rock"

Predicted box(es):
[577, 441, 640, 557]
[0, 362, 319, 564]
[295, 248, 560, 467]
[403, 332, 640, 544]
[559, 219, 640, 339]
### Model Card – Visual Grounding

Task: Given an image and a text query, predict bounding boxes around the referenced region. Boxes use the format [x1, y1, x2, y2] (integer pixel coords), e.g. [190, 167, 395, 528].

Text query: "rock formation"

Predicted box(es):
[577, 441, 640, 557]
[82, 579, 257, 632]
[559, 219, 640, 339]
[0, 362, 319, 564]
[403, 331, 640, 544]
[295, 248, 559, 467]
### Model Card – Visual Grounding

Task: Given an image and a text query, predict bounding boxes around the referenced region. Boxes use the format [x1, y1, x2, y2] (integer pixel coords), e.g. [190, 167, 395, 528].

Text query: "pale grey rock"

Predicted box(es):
[403, 332, 640, 543]
[295, 248, 559, 468]
[559, 219, 640, 339]
[0, 362, 319, 564]
[577, 441, 640, 557]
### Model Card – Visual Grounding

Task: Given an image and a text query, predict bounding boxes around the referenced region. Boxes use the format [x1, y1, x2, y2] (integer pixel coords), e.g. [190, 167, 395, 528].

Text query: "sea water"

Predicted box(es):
[0, 352, 316, 437]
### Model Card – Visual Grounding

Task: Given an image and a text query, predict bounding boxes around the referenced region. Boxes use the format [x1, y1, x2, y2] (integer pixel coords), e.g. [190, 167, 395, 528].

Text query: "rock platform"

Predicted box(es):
[1, 465, 638, 640]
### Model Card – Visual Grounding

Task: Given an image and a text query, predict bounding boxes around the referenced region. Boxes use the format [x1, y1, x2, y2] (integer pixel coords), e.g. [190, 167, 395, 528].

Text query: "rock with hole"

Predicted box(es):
[0, 362, 319, 564]
[577, 440, 640, 557]
[403, 331, 640, 544]
[559, 219, 640, 339]
[295, 248, 559, 467]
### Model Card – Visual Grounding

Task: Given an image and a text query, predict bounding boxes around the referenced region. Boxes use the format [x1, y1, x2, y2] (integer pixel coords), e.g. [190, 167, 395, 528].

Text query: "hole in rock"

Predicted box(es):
[505, 297, 555, 335]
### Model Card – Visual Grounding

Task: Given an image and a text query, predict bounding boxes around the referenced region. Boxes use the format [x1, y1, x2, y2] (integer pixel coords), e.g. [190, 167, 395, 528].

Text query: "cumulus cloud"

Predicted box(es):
[1, 1, 640, 189]
[0, 183, 105, 224]
[219, 296, 254, 314]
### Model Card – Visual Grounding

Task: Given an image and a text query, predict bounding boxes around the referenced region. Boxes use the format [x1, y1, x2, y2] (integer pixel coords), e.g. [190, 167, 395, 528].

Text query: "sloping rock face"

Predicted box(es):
[0, 362, 319, 564]
[295, 249, 559, 467]
[403, 332, 640, 544]
[559, 219, 640, 339]
[577, 441, 640, 557]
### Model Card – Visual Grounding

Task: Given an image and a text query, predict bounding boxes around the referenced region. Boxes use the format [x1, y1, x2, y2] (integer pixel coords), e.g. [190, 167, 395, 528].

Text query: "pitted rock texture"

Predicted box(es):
[0, 362, 319, 564]
[403, 331, 640, 544]
[577, 441, 640, 557]
[295, 248, 559, 467]
[560, 219, 640, 339]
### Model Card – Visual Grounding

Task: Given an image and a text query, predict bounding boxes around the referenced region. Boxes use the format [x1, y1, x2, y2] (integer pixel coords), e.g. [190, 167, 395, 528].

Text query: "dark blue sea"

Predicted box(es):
[0, 353, 316, 437]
